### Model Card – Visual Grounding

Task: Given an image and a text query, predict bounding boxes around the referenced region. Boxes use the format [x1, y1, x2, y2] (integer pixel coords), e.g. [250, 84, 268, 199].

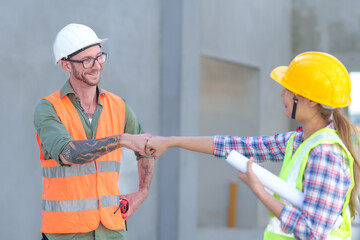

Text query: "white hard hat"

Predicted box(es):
[53, 23, 108, 64]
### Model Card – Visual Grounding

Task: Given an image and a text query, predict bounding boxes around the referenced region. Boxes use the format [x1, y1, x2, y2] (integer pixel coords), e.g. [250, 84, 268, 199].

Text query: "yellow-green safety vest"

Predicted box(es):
[264, 128, 354, 240]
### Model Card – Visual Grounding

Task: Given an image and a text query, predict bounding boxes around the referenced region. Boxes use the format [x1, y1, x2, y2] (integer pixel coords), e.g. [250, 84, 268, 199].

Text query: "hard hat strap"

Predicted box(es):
[291, 96, 298, 119]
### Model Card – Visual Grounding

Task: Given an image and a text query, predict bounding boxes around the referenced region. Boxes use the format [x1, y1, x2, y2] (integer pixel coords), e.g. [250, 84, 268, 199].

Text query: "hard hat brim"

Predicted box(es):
[270, 66, 300, 95]
[55, 38, 108, 64]
[270, 66, 288, 84]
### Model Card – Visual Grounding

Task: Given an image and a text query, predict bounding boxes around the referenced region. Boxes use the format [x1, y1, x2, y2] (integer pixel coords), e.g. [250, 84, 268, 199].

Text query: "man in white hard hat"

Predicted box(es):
[34, 23, 154, 240]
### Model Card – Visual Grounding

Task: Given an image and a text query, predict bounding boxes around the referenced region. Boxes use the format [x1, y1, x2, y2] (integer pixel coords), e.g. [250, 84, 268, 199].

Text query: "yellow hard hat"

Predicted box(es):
[271, 52, 351, 108]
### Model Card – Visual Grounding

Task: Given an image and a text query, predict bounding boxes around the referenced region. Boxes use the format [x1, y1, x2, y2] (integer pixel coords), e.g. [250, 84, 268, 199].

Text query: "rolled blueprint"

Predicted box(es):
[226, 150, 305, 209]
[226, 150, 344, 229]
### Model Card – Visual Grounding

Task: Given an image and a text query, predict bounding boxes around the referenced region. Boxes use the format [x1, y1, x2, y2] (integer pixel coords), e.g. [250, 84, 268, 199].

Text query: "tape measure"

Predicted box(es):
[113, 199, 129, 231]
[114, 199, 129, 214]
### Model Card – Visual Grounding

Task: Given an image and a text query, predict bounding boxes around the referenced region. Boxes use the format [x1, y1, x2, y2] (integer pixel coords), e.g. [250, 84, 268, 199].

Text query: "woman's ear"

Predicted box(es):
[297, 95, 318, 108]
[307, 99, 319, 108]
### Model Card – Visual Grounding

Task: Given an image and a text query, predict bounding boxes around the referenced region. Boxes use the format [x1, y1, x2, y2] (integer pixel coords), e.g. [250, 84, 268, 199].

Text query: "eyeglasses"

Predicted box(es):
[65, 52, 107, 69]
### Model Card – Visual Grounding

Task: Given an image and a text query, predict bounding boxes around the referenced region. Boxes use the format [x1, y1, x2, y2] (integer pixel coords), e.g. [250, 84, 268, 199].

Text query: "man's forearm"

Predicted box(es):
[60, 135, 123, 164]
[137, 157, 154, 193]
[60, 133, 151, 165]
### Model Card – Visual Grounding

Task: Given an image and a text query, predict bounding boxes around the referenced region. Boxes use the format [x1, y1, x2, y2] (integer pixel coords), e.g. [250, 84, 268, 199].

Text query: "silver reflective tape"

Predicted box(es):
[42, 162, 97, 178]
[287, 131, 342, 185]
[42, 198, 99, 212]
[98, 161, 120, 173]
[101, 195, 119, 207]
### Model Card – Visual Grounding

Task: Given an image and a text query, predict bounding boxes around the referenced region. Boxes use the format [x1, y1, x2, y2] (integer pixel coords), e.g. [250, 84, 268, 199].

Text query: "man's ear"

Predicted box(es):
[60, 60, 72, 73]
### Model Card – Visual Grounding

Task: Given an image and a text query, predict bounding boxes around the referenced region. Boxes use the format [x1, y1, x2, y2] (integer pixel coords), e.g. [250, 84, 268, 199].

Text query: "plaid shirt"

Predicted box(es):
[214, 122, 352, 240]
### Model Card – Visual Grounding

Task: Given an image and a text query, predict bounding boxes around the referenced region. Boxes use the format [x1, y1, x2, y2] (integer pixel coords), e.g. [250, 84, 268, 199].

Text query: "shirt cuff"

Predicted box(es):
[280, 205, 301, 234]
[54, 140, 72, 166]
[213, 135, 228, 158]
[135, 151, 152, 160]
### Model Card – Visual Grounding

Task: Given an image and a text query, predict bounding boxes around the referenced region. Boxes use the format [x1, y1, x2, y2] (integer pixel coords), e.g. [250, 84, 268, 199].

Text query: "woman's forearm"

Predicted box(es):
[146, 136, 214, 157]
[167, 136, 214, 155]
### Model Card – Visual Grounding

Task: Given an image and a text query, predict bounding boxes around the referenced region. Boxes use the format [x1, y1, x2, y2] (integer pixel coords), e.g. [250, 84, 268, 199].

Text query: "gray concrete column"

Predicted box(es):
[158, 0, 200, 240]
[158, 0, 182, 238]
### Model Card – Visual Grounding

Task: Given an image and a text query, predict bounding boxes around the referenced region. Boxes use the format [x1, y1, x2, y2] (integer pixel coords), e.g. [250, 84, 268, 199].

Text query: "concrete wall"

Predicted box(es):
[1, 0, 359, 240]
[199, 56, 260, 228]
[156, 1, 200, 240]
[201, 0, 292, 135]
[199, 0, 292, 231]
[197, 1, 360, 238]
[291, 0, 360, 129]
[0, 1, 160, 239]
[292, 0, 360, 72]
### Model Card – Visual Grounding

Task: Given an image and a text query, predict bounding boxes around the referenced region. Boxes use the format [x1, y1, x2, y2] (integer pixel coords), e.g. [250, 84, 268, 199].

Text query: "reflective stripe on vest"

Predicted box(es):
[43, 195, 120, 212]
[42, 161, 120, 178]
[37, 90, 126, 234]
[264, 128, 354, 240]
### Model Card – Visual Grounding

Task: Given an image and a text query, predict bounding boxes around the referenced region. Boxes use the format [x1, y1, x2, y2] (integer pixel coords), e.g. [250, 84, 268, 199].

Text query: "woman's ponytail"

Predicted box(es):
[332, 110, 360, 219]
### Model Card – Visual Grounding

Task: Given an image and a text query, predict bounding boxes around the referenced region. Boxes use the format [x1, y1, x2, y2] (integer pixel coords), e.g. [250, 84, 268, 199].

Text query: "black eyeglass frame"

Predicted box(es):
[65, 52, 107, 69]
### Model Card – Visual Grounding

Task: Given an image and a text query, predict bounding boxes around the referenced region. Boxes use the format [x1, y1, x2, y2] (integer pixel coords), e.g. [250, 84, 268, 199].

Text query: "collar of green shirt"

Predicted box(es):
[60, 79, 105, 103]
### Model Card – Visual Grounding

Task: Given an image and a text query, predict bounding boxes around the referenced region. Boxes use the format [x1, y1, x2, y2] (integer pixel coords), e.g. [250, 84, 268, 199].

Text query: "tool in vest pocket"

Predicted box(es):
[114, 199, 129, 214]
[114, 199, 129, 231]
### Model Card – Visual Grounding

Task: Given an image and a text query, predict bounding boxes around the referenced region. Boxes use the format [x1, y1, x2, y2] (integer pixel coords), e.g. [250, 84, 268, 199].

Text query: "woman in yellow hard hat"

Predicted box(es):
[146, 52, 360, 239]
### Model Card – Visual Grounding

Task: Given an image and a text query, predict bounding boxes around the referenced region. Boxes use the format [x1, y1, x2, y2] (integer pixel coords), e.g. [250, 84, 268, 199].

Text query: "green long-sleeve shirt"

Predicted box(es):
[34, 80, 147, 165]
[34, 80, 149, 239]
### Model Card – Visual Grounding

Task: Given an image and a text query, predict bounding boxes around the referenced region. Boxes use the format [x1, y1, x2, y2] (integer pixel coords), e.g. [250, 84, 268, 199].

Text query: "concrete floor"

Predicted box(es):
[197, 224, 360, 240]
[197, 228, 263, 240]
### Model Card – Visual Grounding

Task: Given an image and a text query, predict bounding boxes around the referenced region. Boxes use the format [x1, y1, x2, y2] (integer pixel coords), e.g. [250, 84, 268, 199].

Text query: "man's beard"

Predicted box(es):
[71, 64, 101, 86]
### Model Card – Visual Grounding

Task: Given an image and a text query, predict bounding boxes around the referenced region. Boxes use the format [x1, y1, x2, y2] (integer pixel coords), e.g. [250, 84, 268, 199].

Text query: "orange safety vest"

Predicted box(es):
[36, 90, 126, 233]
